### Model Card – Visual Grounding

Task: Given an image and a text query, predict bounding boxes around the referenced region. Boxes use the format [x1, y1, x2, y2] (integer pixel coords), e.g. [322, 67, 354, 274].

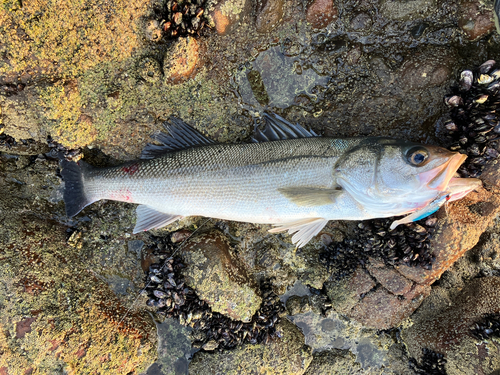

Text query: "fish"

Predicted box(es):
[61, 113, 481, 247]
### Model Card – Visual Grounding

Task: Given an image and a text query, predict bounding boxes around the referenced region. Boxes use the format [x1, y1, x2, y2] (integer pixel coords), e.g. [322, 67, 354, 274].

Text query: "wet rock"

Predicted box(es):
[349, 283, 431, 330]
[255, 0, 284, 33]
[458, 0, 495, 41]
[180, 230, 262, 322]
[395, 187, 500, 285]
[211, 0, 247, 35]
[163, 37, 201, 84]
[366, 258, 413, 295]
[403, 277, 500, 374]
[189, 318, 312, 374]
[306, 0, 338, 29]
[349, 12, 372, 31]
[399, 52, 452, 91]
[325, 267, 375, 315]
[380, 0, 438, 21]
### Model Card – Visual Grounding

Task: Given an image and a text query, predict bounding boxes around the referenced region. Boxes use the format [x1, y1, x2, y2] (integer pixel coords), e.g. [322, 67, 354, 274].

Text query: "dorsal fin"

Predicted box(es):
[141, 117, 215, 159]
[251, 113, 319, 143]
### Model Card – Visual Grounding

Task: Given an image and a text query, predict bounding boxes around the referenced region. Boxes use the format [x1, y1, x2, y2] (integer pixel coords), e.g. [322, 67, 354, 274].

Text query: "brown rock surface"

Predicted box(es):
[306, 0, 338, 29]
[349, 284, 431, 330]
[164, 37, 202, 84]
[458, 0, 495, 41]
[255, 0, 284, 33]
[367, 259, 413, 296]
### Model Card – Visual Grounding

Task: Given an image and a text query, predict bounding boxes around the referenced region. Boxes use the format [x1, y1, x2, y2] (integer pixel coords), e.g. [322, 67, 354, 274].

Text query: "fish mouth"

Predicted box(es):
[446, 177, 482, 202]
[418, 152, 467, 191]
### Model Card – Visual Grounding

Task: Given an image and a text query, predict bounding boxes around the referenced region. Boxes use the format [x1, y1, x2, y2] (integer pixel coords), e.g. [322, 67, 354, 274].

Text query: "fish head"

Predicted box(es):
[336, 138, 480, 214]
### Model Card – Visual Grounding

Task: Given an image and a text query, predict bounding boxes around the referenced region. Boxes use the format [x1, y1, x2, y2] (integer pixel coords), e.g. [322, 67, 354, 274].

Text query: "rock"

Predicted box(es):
[480, 159, 500, 187]
[458, 0, 495, 41]
[403, 277, 500, 374]
[163, 37, 201, 84]
[189, 318, 313, 374]
[180, 230, 262, 322]
[303, 349, 370, 375]
[306, 0, 338, 29]
[395, 187, 500, 285]
[211, 0, 247, 35]
[380, 0, 438, 21]
[366, 258, 413, 295]
[255, 0, 284, 33]
[349, 284, 431, 330]
[349, 12, 372, 31]
[137, 57, 162, 84]
[399, 52, 452, 91]
[325, 267, 376, 315]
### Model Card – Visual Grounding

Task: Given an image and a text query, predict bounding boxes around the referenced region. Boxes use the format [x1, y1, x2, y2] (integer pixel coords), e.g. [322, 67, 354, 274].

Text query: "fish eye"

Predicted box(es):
[406, 147, 429, 166]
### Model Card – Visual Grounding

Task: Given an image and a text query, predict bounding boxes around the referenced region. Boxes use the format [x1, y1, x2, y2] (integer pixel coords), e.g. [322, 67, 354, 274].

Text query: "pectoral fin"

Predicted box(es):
[269, 218, 329, 248]
[278, 187, 343, 207]
[133, 205, 182, 233]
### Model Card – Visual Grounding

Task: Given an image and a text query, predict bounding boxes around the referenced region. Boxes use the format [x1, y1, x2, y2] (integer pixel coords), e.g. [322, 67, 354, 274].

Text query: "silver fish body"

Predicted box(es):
[62, 114, 481, 247]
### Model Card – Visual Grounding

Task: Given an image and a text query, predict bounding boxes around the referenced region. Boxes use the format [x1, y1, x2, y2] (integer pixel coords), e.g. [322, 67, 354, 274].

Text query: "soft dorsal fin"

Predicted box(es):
[141, 117, 215, 159]
[251, 113, 319, 143]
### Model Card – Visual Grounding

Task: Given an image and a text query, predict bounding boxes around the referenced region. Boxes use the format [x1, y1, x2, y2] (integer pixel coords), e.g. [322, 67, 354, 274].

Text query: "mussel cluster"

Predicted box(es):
[471, 313, 500, 340]
[143, 255, 286, 351]
[46, 135, 81, 161]
[320, 216, 436, 280]
[409, 348, 447, 375]
[444, 60, 500, 178]
[153, 0, 208, 39]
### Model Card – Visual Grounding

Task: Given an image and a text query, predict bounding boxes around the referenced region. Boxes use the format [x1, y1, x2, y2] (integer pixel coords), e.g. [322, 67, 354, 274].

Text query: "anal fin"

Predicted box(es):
[278, 187, 343, 207]
[269, 218, 329, 248]
[133, 205, 182, 233]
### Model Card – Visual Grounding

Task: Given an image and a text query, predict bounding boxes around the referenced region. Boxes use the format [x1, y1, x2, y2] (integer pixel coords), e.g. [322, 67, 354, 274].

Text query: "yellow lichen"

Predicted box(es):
[37, 81, 97, 148]
[0, 0, 149, 78]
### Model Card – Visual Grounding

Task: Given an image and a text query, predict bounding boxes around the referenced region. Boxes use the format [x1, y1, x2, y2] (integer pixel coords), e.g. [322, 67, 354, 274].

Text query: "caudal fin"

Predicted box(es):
[60, 159, 94, 217]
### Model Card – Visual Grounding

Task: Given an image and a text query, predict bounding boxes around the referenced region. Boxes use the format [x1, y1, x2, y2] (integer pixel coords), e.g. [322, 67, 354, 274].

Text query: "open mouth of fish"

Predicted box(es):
[418, 152, 481, 200]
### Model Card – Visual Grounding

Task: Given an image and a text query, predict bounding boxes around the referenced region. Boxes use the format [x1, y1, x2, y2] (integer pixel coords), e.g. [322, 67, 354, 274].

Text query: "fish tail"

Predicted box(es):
[60, 159, 95, 217]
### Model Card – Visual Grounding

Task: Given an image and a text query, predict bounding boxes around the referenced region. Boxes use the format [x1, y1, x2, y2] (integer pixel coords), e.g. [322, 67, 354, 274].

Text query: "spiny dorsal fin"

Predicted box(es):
[141, 117, 215, 159]
[251, 113, 319, 143]
[278, 186, 343, 207]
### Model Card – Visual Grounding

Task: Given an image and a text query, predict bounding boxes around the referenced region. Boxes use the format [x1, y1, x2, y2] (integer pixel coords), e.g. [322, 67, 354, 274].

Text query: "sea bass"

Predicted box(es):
[61, 114, 481, 247]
